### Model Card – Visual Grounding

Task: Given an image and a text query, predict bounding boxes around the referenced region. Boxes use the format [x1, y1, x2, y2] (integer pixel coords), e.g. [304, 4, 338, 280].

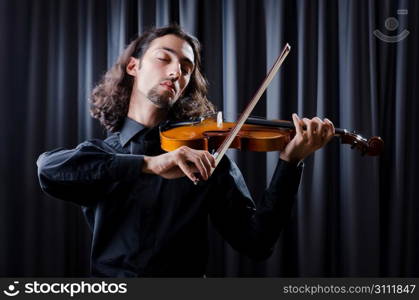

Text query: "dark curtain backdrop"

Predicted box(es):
[0, 0, 418, 277]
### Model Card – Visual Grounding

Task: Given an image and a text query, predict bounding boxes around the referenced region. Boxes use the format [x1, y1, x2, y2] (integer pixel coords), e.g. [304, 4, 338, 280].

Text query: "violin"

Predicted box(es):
[160, 114, 384, 156]
[160, 43, 383, 172]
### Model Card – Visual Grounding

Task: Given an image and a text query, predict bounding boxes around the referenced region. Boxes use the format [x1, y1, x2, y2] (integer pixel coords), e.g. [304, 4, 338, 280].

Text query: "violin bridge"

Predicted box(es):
[217, 111, 223, 128]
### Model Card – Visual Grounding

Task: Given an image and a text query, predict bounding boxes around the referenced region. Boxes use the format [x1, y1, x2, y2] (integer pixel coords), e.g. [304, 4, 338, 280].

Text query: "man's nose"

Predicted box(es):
[168, 63, 181, 79]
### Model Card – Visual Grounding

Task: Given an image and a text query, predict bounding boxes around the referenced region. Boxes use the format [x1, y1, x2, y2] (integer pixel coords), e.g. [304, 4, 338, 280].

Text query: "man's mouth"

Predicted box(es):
[160, 81, 176, 94]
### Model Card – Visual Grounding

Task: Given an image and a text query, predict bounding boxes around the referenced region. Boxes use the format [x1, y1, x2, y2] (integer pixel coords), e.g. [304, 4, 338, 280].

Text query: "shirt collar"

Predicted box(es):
[119, 117, 147, 147]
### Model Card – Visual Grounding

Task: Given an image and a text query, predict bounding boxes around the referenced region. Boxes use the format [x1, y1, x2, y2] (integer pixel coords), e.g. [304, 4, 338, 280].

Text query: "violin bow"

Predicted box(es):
[211, 43, 291, 171]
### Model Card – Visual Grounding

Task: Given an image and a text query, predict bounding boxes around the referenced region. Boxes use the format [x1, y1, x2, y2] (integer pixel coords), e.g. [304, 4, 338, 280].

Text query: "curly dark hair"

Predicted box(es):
[90, 24, 216, 132]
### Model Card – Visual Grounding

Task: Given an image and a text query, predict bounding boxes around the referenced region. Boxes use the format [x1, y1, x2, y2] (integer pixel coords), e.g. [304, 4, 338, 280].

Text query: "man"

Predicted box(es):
[37, 25, 334, 277]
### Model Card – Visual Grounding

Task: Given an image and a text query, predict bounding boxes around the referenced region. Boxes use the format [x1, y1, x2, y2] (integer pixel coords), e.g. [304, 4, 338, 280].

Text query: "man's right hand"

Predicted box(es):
[142, 146, 216, 183]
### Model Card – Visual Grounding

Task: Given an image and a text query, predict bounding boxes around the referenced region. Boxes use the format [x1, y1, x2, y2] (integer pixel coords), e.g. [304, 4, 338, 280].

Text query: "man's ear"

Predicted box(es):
[126, 57, 139, 76]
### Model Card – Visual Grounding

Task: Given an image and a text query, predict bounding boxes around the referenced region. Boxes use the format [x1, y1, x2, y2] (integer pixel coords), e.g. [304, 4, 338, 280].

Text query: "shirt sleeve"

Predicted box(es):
[208, 156, 303, 260]
[36, 139, 144, 206]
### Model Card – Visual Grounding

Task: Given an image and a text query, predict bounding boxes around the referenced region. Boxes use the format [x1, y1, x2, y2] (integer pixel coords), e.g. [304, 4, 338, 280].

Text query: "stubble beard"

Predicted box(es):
[146, 85, 175, 110]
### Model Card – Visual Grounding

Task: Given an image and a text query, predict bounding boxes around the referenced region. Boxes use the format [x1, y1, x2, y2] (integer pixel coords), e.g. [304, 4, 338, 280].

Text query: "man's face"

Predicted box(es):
[133, 34, 195, 109]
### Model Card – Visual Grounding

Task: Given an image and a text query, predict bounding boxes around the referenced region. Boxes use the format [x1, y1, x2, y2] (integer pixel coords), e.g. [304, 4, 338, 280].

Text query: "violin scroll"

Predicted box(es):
[340, 131, 384, 156]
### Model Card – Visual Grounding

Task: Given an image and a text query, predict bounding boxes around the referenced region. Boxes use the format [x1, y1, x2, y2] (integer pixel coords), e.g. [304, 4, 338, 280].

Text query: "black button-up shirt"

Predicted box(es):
[37, 117, 303, 277]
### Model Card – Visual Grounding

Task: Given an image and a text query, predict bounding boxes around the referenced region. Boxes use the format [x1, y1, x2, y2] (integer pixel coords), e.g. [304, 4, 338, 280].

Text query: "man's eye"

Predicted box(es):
[157, 58, 169, 62]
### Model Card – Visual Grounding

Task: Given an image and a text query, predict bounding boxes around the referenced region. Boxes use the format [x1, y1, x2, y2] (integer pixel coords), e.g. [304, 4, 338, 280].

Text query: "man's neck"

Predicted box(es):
[127, 93, 168, 128]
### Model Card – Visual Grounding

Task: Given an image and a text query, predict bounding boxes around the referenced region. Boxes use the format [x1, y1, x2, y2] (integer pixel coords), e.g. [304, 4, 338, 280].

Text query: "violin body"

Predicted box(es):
[160, 116, 384, 156]
[160, 118, 294, 152]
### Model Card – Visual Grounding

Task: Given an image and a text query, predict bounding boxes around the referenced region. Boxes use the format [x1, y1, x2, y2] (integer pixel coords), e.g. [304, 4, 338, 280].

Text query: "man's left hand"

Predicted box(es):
[279, 113, 335, 163]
